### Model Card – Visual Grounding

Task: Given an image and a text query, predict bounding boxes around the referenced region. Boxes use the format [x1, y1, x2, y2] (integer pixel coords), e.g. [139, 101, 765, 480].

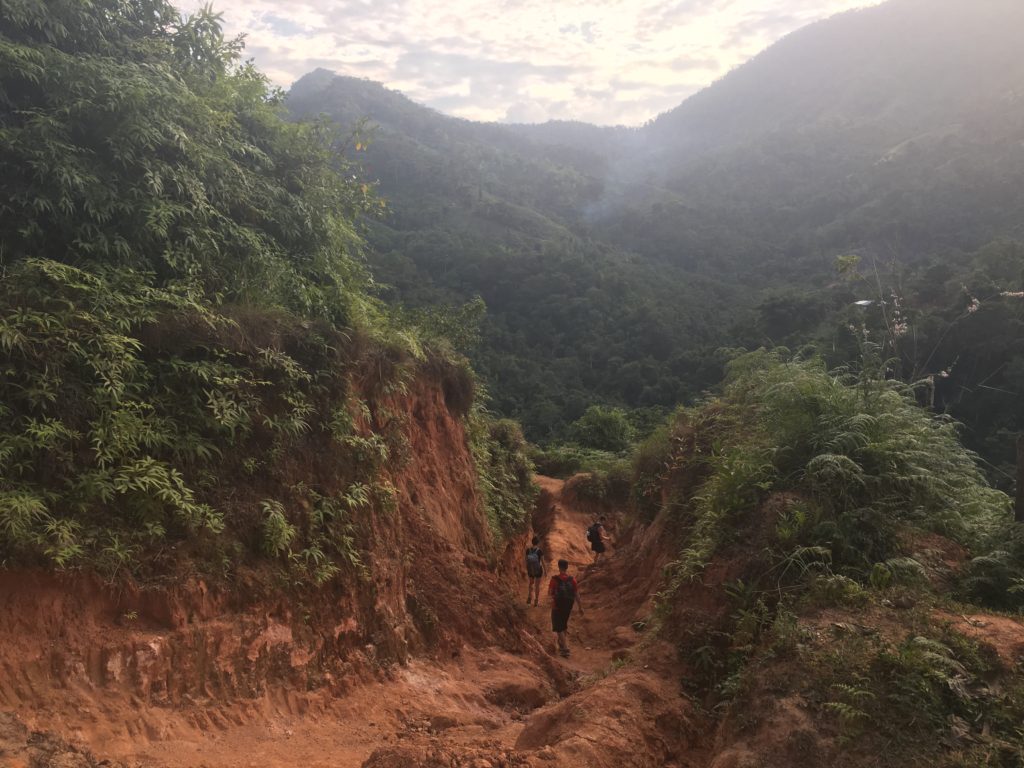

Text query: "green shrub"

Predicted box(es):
[529, 443, 626, 478]
[658, 349, 1011, 606]
[631, 422, 674, 521]
[569, 405, 636, 453]
[817, 630, 1024, 761]
[566, 461, 632, 505]
[960, 525, 1024, 610]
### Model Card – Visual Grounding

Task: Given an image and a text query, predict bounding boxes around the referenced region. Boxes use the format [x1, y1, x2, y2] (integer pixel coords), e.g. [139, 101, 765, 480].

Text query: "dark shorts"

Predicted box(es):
[551, 607, 571, 633]
[591, 540, 606, 554]
[528, 567, 543, 579]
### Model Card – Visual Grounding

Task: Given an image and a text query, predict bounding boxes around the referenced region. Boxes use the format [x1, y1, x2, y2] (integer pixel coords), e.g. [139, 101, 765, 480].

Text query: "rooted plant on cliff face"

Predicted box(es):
[0, 257, 396, 578]
[468, 406, 537, 542]
[807, 628, 1024, 765]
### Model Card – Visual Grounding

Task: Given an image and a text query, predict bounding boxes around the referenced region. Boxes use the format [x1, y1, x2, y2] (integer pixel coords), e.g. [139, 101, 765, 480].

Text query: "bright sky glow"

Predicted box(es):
[178, 0, 881, 125]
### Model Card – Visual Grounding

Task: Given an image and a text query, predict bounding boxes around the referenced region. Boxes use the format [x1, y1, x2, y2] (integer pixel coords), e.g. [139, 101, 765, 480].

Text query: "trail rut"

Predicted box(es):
[0, 475, 695, 768]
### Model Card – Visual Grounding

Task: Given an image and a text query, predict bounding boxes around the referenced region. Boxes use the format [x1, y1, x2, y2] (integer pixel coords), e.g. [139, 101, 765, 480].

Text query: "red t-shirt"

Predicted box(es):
[548, 573, 578, 602]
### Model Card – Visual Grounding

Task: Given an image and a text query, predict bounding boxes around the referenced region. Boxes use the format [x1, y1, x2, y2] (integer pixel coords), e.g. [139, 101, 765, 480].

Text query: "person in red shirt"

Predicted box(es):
[548, 559, 584, 657]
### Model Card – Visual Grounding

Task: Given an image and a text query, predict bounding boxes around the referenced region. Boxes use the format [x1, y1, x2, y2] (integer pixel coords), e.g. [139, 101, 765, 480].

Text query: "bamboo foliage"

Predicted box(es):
[0, 0, 378, 321]
[0, 1, 389, 576]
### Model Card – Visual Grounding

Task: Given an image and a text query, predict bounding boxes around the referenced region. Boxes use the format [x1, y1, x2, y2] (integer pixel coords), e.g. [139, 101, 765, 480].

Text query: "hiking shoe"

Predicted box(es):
[559, 649, 570, 658]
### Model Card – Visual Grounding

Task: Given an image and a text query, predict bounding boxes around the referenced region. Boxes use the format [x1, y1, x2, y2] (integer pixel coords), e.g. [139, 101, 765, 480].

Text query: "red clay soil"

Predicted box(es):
[8, 454, 1019, 768]
[0, 471, 704, 768]
[933, 610, 1024, 668]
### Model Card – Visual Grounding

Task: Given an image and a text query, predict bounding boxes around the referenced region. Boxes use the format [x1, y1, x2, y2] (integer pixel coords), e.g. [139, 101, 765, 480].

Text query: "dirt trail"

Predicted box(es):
[1, 475, 686, 768]
[524, 475, 619, 675]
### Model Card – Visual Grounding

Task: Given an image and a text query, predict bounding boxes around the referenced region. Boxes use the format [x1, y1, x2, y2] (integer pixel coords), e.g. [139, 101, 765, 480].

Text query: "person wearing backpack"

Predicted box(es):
[525, 535, 545, 606]
[586, 517, 610, 564]
[548, 559, 584, 657]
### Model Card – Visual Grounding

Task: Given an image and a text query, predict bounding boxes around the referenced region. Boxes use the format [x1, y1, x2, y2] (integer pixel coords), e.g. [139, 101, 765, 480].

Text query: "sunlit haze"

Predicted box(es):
[177, 0, 880, 125]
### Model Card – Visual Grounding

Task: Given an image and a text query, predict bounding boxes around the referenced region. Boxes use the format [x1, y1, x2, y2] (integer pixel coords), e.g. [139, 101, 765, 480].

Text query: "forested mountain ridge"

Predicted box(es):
[623, 0, 1024, 273]
[286, 0, 1024, 464]
[648, 0, 1024, 154]
[287, 72, 730, 440]
[288, 68, 619, 227]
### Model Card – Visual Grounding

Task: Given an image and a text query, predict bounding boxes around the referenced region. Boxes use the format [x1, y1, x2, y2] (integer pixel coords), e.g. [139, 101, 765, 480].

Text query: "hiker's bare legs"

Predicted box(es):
[556, 630, 568, 654]
[528, 576, 541, 605]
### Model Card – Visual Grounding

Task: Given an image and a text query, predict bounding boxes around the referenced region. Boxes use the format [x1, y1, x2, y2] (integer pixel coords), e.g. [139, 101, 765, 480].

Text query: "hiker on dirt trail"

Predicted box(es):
[549, 559, 584, 657]
[525, 535, 545, 606]
[586, 517, 610, 564]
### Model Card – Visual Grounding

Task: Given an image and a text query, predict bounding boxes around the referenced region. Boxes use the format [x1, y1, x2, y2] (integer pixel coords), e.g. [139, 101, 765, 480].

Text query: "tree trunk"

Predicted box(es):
[1017, 435, 1024, 524]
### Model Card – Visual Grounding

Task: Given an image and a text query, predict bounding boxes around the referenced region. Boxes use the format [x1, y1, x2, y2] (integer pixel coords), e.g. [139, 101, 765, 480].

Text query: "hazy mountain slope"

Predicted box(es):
[617, 0, 1024, 269]
[286, 73, 737, 440]
[284, 0, 1024, 444]
[648, 0, 1024, 155]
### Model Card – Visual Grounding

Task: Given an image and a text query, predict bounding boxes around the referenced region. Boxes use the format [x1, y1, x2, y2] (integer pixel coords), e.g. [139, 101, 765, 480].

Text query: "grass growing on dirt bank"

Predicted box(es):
[469, 416, 537, 542]
[632, 349, 1024, 766]
[715, 605, 1024, 767]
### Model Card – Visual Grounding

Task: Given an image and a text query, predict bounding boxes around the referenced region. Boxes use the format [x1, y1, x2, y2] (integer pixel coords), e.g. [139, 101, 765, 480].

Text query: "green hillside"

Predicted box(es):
[626, 0, 1024, 270]
[287, 74, 734, 440]
[285, 0, 1024, 477]
[0, 1, 533, 576]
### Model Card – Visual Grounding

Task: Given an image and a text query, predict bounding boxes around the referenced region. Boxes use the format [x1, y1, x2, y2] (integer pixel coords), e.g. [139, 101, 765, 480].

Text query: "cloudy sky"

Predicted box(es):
[178, 0, 880, 126]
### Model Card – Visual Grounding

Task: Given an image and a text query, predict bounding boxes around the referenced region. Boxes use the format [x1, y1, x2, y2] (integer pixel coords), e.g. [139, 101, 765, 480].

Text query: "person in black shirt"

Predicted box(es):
[525, 535, 545, 606]
[588, 517, 610, 564]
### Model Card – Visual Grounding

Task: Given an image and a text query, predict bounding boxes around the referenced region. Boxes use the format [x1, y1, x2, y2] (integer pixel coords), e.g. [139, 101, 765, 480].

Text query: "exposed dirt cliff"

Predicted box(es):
[0, 374, 544, 765]
[0, 458, 702, 767]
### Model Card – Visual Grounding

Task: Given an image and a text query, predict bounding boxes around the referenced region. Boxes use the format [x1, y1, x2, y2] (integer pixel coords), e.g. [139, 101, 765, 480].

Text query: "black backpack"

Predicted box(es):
[525, 547, 542, 576]
[586, 523, 598, 543]
[554, 577, 575, 611]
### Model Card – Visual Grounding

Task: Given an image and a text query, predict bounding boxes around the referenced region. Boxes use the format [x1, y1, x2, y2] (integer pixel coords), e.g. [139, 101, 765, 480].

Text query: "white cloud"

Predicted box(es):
[181, 0, 881, 125]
